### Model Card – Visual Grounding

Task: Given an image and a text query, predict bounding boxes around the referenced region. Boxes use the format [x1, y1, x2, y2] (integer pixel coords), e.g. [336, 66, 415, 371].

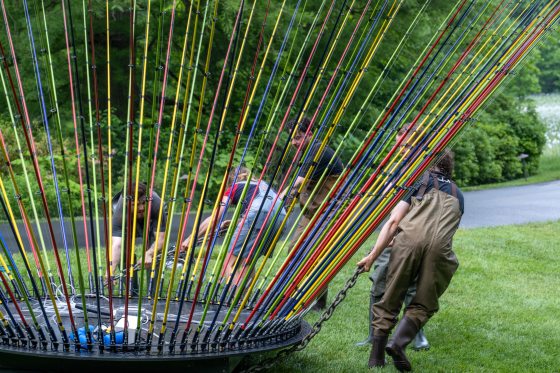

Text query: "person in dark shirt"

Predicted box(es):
[356, 124, 431, 350]
[279, 117, 344, 310]
[181, 167, 286, 282]
[110, 182, 167, 291]
[358, 149, 463, 371]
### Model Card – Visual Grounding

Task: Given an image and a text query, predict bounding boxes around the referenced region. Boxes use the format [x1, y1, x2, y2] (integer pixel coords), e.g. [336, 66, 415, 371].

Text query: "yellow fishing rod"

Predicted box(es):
[140, 0, 199, 348]
[128, 0, 154, 300]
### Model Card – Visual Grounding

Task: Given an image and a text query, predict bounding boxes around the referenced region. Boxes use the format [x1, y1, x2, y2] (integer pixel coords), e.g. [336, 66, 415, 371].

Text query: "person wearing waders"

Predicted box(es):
[357, 149, 464, 371]
[279, 117, 344, 311]
[356, 124, 429, 350]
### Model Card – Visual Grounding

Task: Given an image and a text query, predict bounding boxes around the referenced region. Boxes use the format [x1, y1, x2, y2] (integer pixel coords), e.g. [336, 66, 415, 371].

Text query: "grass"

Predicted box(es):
[239, 220, 560, 373]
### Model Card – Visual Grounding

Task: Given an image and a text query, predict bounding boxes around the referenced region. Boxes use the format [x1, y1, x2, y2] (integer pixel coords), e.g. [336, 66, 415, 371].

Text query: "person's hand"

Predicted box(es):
[220, 220, 231, 232]
[180, 237, 191, 253]
[357, 253, 375, 272]
[104, 276, 117, 288]
[141, 248, 154, 268]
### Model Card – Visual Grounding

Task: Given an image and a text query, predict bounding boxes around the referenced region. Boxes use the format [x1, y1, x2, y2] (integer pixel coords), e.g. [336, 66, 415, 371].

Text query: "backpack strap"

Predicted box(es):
[416, 171, 431, 200]
[450, 181, 458, 198]
[432, 172, 440, 190]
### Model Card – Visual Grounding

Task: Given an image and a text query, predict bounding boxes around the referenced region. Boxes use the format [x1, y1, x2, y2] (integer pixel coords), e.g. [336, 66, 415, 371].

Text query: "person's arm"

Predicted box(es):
[142, 231, 166, 267]
[180, 200, 227, 252]
[110, 236, 122, 276]
[357, 200, 410, 271]
[279, 176, 305, 200]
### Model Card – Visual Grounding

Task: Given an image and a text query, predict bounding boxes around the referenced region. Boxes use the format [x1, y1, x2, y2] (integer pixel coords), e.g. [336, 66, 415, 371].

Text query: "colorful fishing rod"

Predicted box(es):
[0, 30, 73, 348]
[99, 0, 119, 349]
[218, 0, 350, 338]
[0, 234, 27, 299]
[280, 1, 556, 318]
[121, 0, 137, 306]
[229, 0, 395, 329]
[20, 0, 75, 292]
[80, 0, 103, 295]
[243, 0, 472, 326]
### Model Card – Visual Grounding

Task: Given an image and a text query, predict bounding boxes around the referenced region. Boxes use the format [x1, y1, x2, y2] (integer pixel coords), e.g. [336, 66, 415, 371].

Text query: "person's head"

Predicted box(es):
[131, 182, 148, 218]
[432, 148, 454, 179]
[396, 122, 416, 146]
[228, 166, 252, 186]
[287, 117, 313, 149]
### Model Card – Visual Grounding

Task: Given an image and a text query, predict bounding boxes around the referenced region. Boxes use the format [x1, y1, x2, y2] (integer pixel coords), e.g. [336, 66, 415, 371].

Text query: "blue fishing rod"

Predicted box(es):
[21, 0, 74, 290]
[0, 234, 28, 299]
[0, 286, 27, 344]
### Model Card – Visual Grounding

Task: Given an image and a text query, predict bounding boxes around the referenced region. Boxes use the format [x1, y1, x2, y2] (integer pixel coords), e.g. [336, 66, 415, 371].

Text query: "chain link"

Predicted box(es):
[241, 267, 364, 372]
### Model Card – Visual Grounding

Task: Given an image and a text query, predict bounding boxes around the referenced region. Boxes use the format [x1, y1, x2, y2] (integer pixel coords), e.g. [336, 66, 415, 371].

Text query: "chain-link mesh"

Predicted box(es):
[241, 267, 364, 372]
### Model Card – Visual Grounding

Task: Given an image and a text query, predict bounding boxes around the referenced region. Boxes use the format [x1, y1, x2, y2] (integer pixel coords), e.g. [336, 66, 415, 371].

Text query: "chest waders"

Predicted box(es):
[370, 172, 462, 371]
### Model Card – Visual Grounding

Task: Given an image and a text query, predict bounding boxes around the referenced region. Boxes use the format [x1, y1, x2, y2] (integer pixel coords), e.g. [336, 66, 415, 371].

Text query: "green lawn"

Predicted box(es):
[4, 223, 559, 372]
[243, 220, 560, 372]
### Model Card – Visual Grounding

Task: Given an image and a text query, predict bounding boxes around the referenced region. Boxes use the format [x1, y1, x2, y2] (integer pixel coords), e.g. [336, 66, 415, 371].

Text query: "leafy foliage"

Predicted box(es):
[0, 0, 554, 214]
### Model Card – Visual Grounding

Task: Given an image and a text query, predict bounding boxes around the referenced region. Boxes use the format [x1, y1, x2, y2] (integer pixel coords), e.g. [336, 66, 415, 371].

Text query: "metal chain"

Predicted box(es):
[241, 267, 364, 373]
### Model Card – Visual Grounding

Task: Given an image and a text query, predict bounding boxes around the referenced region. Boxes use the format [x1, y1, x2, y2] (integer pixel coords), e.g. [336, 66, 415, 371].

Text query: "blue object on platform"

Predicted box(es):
[103, 331, 125, 346]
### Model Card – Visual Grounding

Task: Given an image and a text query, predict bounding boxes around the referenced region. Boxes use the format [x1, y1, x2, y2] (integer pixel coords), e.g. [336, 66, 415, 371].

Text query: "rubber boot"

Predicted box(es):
[385, 316, 418, 372]
[368, 335, 388, 368]
[412, 328, 430, 351]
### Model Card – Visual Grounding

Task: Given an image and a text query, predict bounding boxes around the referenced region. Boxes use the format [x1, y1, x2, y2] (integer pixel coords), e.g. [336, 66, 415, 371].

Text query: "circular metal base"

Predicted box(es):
[0, 296, 311, 372]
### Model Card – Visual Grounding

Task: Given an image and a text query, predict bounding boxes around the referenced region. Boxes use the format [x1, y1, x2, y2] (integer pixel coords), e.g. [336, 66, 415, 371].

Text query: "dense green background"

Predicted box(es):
[0, 1, 558, 211]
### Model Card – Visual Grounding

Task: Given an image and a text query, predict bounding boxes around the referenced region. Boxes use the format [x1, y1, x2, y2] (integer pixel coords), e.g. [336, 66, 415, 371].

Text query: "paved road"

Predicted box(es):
[460, 180, 560, 228]
[1, 181, 558, 251]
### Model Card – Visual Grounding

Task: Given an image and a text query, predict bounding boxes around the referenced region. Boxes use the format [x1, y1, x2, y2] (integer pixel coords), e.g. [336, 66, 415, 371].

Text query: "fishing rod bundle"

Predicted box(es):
[0, 0, 557, 370]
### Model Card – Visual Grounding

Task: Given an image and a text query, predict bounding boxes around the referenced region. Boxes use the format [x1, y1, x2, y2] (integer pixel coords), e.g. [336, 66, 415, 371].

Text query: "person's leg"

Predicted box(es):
[404, 242, 459, 328]
[370, 242, 422, 371]
[357, 247, 391, 346]
[372, 244, 420, 335]
[403, 280, 430, 351]
[387, 242, 458, 372]
[370, 244, 420, 368]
